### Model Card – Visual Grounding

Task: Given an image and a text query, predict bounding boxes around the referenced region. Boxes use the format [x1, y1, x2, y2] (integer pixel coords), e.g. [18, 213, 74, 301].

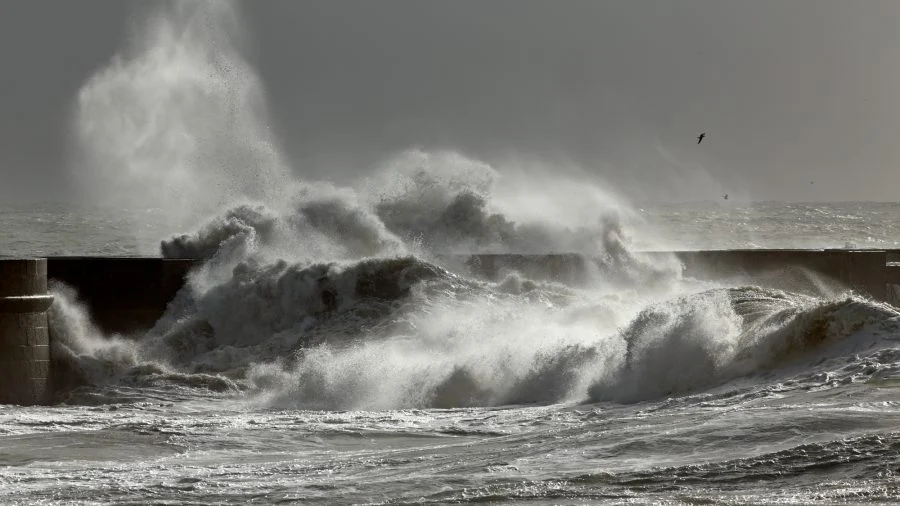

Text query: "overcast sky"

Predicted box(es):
[3, 0, 900, 204]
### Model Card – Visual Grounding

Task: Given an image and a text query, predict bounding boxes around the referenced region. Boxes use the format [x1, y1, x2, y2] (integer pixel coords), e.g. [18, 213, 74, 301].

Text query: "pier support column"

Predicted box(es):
[0, 259, 54, 405]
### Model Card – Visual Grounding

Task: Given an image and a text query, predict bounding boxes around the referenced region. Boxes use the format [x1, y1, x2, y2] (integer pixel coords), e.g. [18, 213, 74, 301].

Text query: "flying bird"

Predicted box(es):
[722, 193, 728, 200]
[697, 132, 706, 144]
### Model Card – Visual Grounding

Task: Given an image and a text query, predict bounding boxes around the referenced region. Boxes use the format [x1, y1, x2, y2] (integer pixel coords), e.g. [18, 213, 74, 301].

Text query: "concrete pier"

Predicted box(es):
[656, 249, 891, 301]
[465, 250, 896, 302]
[46, 257, 194, 335]
[2, 249, 900, 404]
[33, 250, 900, 336]
[38, 250, 900, 337]
[0, 259, 54, 405]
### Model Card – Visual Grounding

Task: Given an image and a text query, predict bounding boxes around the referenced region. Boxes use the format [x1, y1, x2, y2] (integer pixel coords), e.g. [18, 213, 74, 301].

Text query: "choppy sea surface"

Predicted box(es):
[4, 201, 900, 257]
[3, 201, 900, 505]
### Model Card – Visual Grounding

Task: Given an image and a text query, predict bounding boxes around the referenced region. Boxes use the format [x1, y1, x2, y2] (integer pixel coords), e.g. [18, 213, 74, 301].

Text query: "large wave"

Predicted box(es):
[52, 1, 900, 410]
[49, 249, 900, 408]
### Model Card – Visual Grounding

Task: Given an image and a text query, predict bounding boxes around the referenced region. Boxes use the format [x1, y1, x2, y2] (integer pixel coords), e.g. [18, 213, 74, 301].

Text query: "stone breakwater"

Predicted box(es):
[0, 249, 898, 405]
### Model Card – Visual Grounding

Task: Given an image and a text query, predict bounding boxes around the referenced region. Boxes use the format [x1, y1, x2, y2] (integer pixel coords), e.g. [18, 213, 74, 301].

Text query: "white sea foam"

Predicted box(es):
[52, 0, 900, 413]
[47, 281, 142, 389]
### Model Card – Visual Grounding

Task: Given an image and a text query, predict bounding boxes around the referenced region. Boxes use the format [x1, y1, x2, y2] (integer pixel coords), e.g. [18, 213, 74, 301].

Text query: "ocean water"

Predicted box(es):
[2, 201, 900, 505]
[5, 200, 900, 257]
[5, 2, 900, 503]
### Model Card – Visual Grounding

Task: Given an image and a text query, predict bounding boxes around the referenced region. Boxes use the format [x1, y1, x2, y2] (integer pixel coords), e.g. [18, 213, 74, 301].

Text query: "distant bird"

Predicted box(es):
[722, 193, 729, 200]
[697, 132, 706, 144]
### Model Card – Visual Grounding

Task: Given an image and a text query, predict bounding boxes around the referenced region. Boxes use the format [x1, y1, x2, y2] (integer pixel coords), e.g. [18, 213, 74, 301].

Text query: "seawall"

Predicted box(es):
[1, 249, 899, 405]
[46, 257, 195, 335]
[0, 259, 54, 405]
[31, 249, 900, 336]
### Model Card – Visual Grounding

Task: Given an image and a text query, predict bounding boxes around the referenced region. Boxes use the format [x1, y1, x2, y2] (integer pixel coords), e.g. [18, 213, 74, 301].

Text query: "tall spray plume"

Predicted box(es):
[71, 1, 290, 238]
[54, 1, 819, 412]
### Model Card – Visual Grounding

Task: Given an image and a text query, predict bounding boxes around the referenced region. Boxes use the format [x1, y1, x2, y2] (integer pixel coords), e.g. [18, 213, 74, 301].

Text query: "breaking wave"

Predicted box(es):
[49, 247, 900, 409]
[51, 1, 900, 411]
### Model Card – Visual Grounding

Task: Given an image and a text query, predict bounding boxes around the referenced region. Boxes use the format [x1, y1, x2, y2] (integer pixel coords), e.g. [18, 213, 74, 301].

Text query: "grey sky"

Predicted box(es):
[2, 0, 900, 203]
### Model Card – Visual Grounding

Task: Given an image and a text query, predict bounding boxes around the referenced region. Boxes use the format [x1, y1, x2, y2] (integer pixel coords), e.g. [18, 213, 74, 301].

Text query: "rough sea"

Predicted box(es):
[5, 1, 900, 503]
[3, 200, 900, 505]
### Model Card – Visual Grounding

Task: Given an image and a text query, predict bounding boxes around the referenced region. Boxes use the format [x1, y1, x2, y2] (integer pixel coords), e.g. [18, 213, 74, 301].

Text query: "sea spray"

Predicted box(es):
[47, 253, 900, 409]
[158, 149, 648, 262]
[72, 1, 291, 243]
[245, 275, 627, 410]
[63, 0, 673, 410]
[48, 281, 240, 400]
[237, 277, 900, 409]
[47, 281, 141, 391]
[588, 287, 900, 403]
[365, 149, 641, 255]
[59, 0, 900, 412]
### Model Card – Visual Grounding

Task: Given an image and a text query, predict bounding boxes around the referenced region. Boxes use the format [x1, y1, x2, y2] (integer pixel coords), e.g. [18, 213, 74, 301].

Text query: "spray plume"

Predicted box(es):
[72, 1, 290, 237]
[63, 1, 884, 413]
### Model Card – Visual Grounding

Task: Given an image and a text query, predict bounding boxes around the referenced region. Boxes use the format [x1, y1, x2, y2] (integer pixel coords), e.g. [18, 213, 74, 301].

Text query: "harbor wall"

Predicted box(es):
[0, 249, 896, 338]
[46, 257, 194, 335]
[1, 249, 899, 405]
[0, 259, 54, 405]
[37, 249, 900, 336]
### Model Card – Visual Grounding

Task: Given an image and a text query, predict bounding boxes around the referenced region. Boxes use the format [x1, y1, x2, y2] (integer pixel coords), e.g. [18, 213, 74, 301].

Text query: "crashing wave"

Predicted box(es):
[590, 286, 900, 403]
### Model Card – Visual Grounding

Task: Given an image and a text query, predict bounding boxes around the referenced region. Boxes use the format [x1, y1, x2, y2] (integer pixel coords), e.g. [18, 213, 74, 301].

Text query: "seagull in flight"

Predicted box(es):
[722, 193, 728, 200]
[697, 132, 706, 144]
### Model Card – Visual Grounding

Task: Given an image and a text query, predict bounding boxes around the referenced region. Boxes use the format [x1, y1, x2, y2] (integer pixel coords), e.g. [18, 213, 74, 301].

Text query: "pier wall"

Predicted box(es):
[466, 250, 896, 302]
[1, 249, 899, 405]
[0, 259, 54, 405]
[46, 257, 194, 335]
[656, 249, 890, 301]
[3, 249, 899, 338]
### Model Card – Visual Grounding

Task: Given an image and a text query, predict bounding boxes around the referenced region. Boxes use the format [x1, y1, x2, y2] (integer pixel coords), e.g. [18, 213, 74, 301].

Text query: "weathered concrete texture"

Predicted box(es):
[46, 257, 195, 335]
[884, 250, 900, 286]
[0, 257, 47, 297]
[886, 265, 900, 285]
[22, 250, 900, 340]
[840, 250, 888, 301]
[0, 259, 53, 405]
[668, 249, 889, 301]
[460, 250, 893, 301]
